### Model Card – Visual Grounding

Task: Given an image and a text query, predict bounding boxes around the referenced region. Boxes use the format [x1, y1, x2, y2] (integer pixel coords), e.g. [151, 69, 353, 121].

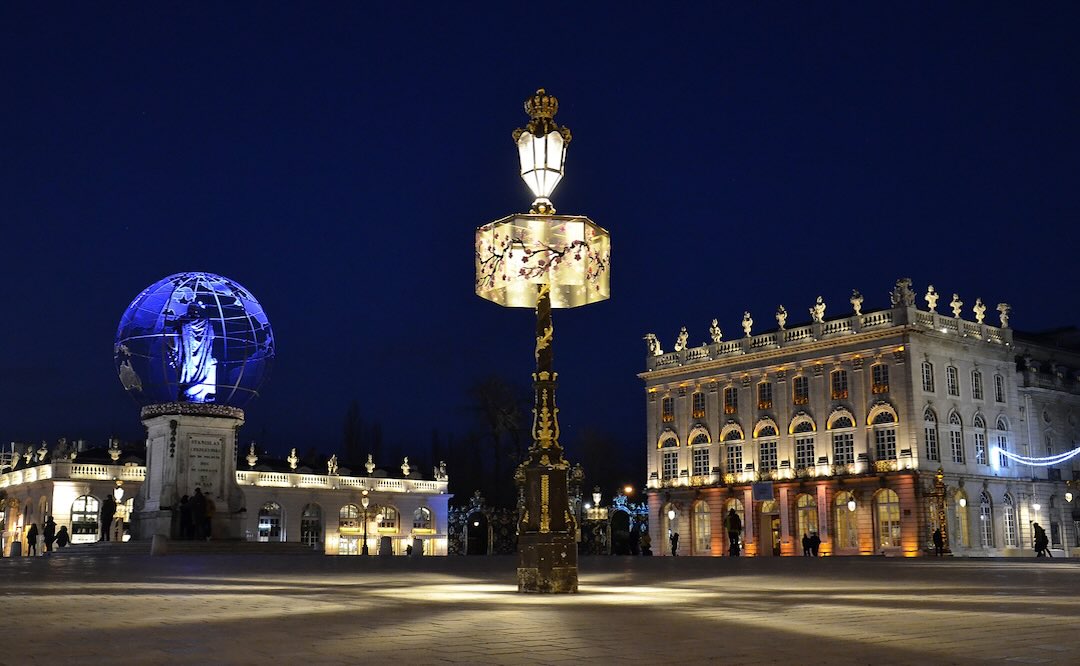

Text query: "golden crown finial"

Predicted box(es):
[525, 88, 559, 120]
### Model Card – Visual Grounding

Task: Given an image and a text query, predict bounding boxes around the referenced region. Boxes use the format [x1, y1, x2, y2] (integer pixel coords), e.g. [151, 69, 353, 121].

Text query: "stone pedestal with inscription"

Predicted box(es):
[132, 403, 247, 541]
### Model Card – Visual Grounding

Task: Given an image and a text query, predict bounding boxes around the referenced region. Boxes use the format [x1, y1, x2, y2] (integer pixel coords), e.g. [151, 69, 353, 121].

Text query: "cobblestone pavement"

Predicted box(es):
[1, 552, 1077, 665]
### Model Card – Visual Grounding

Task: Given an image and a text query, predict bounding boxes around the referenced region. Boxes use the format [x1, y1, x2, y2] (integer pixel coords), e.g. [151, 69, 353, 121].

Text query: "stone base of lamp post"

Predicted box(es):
[517, 463, 578, 593]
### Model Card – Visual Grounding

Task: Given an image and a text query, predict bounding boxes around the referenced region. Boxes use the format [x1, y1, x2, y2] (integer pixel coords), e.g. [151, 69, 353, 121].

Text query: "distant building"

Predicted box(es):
[640, 279, 1079, 557]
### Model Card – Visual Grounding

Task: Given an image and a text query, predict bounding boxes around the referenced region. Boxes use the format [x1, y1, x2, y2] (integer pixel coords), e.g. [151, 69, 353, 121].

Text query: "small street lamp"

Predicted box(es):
[361, 489, 370, 556]
[847, 497, 856, 512]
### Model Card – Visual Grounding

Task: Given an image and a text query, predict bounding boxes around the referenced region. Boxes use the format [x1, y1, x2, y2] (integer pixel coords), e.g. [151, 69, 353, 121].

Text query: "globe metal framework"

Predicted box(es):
[114, 272, 274, 408]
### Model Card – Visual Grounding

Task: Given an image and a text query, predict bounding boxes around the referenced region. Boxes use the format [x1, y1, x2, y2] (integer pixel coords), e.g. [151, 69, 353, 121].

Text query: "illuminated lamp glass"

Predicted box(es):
[513, 88, 571, 212]
[958, 498, 966, 508]
[847, 499, 856, 512]
[1032, 502, 1041, 512]
[667, 509, 676, 522]
[1066, 491, 1074, 503]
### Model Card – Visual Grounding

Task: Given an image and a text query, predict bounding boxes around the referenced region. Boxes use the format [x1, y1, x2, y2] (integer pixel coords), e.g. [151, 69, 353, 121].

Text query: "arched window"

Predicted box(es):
[948, 411, 964, 463]
[300, 503, 322, 548]
[946, 365, 960, 397]
[757, 425, 777, 437]
[978, 492, 994, 548]
[995, 418, 1010, 468]
[693, 501, 711, 555]
[924, 408, 940, 462]
[71, 495, 100, 540]
[871, 407, 898, 461]
[378, 506, 398, 531]
[973, 414, 988, 465]
[922, 361, 935, 392]
[689, 432, 709, 446]
[834, 492, 859, 550]
[1002, 493, 1018, 547]
[874, 489, 901, 549]
[413, 507, 433, 531]
[971, 369, 984, 400]
[660, 435, 679, 481]
[796, 494, 818, 540]
[258, 502, 283, 542]
[954, 492, 970, 548]
[339, 504, 362, 556]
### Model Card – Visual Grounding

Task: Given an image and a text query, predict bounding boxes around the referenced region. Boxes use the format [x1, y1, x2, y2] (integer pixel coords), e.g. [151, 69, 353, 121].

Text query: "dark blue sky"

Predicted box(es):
[2, 3, 1077, 467]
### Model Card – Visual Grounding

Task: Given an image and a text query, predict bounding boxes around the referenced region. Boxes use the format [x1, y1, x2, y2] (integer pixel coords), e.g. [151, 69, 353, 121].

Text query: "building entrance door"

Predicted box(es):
[466, 512, 489, 555]
[759, 512, 781, 556]
[771, 516, 782, 555]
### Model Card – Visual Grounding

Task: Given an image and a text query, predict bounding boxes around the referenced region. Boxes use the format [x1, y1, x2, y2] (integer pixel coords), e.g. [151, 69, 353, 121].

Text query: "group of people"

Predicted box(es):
[801, 532, 822, 556]
[24, 516, 70, 555]
[177, 487, 215, 540]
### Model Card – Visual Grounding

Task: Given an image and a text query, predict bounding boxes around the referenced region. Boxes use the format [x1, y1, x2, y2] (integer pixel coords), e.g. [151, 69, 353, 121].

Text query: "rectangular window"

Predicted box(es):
[662, 450, 678, 480]
[692, 447, 710, 476]
[795, 437, 815, 469]
[997, 435, 1009, 467]
[972, 370, 984, 400]
[874, 428, 896, 460]
[691, 392, 706, 419]
[1003, 505, 1018, 547]
[994, 374, 1005, 403]
[872, 364, 889, 394]
[792, 376, 809, 405]
[925, 427, 939, 462]
[725, 444, 742, 474]
[974, 433, 987, 465]
[661, 397, 674, 423]
[757, 382, 773, 410]
[947, 366, 960, 397]
[832, 432, 854, 465]
[724, 387, 738, 414]
[759, 441, 778, 471]
[831, 370, 848, 400]
[922, 362, 935, 392]
[950, 430, 964, 463]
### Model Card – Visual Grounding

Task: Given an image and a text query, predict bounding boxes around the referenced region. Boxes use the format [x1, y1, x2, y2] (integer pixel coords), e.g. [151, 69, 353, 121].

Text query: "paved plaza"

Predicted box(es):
[2, 551, 1078, 665]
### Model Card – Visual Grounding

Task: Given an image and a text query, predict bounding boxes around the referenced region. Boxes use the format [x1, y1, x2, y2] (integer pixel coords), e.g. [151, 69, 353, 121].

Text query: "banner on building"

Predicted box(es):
[752, 481, 774, 502]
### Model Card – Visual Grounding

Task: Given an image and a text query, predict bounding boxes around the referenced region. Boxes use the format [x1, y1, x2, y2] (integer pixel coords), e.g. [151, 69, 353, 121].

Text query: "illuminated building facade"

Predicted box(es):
[642, 279, 1079, 557]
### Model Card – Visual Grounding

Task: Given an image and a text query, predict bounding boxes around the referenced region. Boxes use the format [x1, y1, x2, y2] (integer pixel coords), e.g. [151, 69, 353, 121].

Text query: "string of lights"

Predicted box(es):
[991, 445, 1080, 467]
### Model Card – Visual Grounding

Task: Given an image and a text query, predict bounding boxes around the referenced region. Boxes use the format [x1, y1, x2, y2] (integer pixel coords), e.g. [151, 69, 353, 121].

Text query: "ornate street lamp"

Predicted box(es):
[361, 489, 370, 556]
[476, 89, 611, 593]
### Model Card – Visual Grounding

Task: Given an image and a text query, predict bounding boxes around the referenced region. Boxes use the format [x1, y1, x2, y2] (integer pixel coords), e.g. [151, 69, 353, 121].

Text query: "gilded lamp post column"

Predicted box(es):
[475, 89, 611, 593]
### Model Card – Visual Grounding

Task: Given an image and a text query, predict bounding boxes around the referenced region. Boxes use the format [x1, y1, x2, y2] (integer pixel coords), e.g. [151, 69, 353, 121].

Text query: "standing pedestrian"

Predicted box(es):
[178, 495, 193, 540]
[669, 531, 679, 557]
[43, 516, 57, 554]
[1033, 523, 1052, 557]
[56, 525, 70, 548]
[26, 523, 39, 556]
[810, 532, 821, 557]
[725, 508, 743, 557]
[189, 488, 207, 540]
[100, 494, 117, 542]
[802, 533, 812, 556]
[932, 527, 945, 556]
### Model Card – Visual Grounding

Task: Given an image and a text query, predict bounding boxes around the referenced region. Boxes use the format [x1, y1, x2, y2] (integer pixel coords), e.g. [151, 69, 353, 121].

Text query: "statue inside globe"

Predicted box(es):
[167, 297, 217, 403]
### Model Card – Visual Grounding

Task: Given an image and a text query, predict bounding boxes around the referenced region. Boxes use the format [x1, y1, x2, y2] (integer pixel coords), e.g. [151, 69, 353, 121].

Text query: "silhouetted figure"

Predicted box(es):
[189, 488, 207, 540]
[100, 495, 117, 542]
[802, 533, 811, 556]
[932, 527, 944, 556]
[810, 532, 821, 557]
[26, 523, 39, 556]
[725, 508, 742, 557]
[179, 495, 193, 540]
[204, 496, 216, 540]
[629, 520, 641, 556]
[669, 531, 679, 556]
[641, 530, 652, 556]
[1033, 523, 1051, 557]
[56, 526, 70, 549]
[43, 517, 56, 553]
[405, 544, 413, 556]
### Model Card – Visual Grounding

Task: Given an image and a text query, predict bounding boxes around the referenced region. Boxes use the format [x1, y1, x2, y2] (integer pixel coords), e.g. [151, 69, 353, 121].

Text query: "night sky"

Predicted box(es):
[2, 4, 1078, 482]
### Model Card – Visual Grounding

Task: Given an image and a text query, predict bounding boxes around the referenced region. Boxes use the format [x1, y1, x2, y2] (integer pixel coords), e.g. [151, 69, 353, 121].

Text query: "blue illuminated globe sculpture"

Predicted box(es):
[114, 272, 274, 409]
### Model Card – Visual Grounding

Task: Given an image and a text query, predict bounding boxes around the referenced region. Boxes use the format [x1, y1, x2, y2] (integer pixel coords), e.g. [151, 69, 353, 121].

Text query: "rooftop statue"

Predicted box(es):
[287, 448, 299, 470]
[973, 298, 986, 324]
[742, 312, 753, 337]
[997, 303, 1011, 328]
[925, 285, 939, 313]
[775, 305, 788, 330]
[809, 296, 826, 323]
[402, 457, 411, 477]
[674, 327, 689, 352]
[850, 290, 864, 316]
[890, 278, 916, 307]
[709, 319, 722, 344]
[327, 454, 338, 476]
[365, 453, 375, 475]
[643, 333, 662, 357]
[950, 294, 963, 318]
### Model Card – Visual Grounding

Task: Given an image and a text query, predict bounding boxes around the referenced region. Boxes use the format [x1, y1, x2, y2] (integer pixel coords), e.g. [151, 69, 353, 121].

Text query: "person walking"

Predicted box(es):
[100, 494, 117, 542]
[43, 516, 57, 554]
[802, 533, 812, 556]
[1033, 523, 1052, 557]
[810, 532, 821, 557]
[26, 523, 39, 556]
[932, 528, 945, 556]
[669, 531, 679, 557]
[725, 508, 743, 557]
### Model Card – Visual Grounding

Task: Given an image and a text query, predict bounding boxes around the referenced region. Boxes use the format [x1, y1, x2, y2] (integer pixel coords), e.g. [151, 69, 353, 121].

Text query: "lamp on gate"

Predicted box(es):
[667, 508, 676, 522]
[513, 89, 571, 214]
[113, 481, 125, 502]
[361, 489, 371, 556]
[592, 487, 601, 506]
[1032, 502, 1041, 512]
[958, 497, 967, 508]
[1066, 491, 1074, 503]
[847, 498, 856, 512]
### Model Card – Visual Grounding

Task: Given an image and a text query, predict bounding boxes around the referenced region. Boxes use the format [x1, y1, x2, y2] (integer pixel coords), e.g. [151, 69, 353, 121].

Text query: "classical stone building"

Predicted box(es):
[641, 279, 1079, 557]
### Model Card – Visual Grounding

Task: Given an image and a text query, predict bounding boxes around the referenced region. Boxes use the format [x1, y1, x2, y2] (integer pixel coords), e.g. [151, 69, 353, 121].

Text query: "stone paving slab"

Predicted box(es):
[1, 554, 1077, 665]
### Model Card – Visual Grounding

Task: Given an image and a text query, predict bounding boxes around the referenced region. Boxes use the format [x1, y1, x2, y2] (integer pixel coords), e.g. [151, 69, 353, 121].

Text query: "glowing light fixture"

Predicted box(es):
[958, 497, 966, 508]
[1032, 502, 1041, 512]
[1066, 491, 1074, 503]
[992, 444, 1080, 467]
[513, 89, 571, 213]
[847, 499, 856, 512]
[113, 482, 125, 502]
[667, 508, 676, 522]
[592, 487, 601, 506]
[623, 485, 634, 495]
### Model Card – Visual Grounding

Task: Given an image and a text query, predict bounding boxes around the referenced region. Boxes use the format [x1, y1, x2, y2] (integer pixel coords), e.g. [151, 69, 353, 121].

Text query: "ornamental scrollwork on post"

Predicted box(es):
[474, 226, 609, 294]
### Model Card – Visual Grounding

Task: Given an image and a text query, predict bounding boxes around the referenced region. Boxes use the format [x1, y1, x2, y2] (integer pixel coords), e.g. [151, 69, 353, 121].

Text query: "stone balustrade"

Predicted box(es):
[0, 463, 144, 488]
[234, 469, 448, 494]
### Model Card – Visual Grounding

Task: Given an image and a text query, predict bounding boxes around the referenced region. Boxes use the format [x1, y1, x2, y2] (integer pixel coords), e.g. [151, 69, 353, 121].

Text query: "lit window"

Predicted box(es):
[994, 374, 1005, 403]
[662, 450, 678, 480]
[972, 370, 984, 400]
[955, 494, 970, 547]
[795, 437, 815, 469]
[724, 387, 738, 414]
[922, 362, 935, 392]
[759, 440, 778, 471]
[874, 489, 901, 548]
[1002, 494, 1018, 547]
[796, 494, 818, 539]
[300, 503, 322, 548]
[413, 507, 433, 530]
[757, 382, 773, 410]
[692, 447, 710, 477]
[871, 364, 889, 394]
[979, 492, 994, 548]
[974, 432, 987, 465]
[996, 426, 1009, 468]
[693, 501, 711, 554]
[924, 408, 939, 462]
[874, 428, 896, 460]
[792, 376, 809, 405]
[257, 502, 283, 542]
[832, 432, 854, 465]
[831, 370, 848, 400]
[946, 366, 960, 397]
[950, 431, 964, 463]
[725, 444, 743, 474]
[1045, 433, 1054, 456]
[834, 492, 859, 549]
[691, 392, 706, 419]
[661, 397, 674, 423]
[71, 495, 100, 537]
[378, 506, 398, 530]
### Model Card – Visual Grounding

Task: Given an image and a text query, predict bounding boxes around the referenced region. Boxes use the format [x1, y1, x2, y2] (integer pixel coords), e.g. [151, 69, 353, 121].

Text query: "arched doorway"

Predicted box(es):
[258, 502, 283, 542]
[466, 512, 489, 555]
[610, 509, 631, 555]
[300, 504, 322, 549]
[760, 500, 781, 556]
[71, 495, 100, 545]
